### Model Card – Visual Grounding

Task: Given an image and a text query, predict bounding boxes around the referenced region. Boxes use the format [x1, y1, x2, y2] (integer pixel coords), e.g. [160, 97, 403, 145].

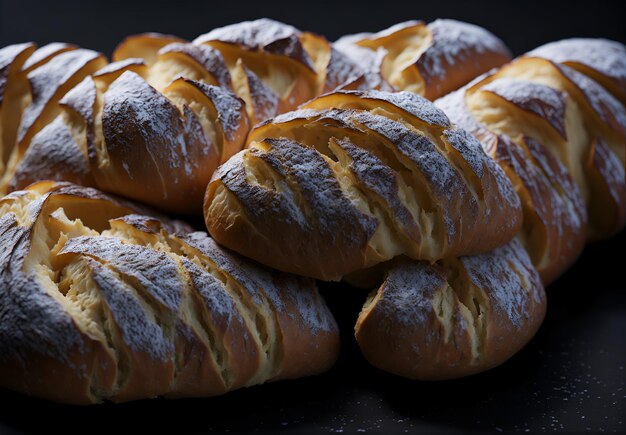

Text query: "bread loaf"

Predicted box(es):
[436, 44, 625, 283]
[0, 181, 339, 404]
[335, 19, 512, 100]
[355, 238, 546, 380]
[204, 90, 522, 280]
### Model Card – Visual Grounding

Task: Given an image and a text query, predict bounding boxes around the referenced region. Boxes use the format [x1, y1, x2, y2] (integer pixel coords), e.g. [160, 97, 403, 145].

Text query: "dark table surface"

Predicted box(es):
[0, 230, 624, 434]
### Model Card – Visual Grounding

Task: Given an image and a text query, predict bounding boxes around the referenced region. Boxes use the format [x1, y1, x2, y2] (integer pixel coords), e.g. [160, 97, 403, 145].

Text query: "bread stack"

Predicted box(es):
[0, 18, 623, 403]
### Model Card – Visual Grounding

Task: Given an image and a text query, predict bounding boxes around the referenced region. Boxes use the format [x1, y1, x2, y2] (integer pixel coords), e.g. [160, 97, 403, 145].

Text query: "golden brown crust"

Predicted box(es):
[205, 90, 522, 280]
[1, 37, 251, 213]
[10, 116, 95, 191]
[16, 49, 106, 156]
[21, 42, 78, 73]
[0, 182, 339, 404]
[355, 239, 547, 380]
[231, 59, 280, 125]
[194, 18, 315, 71]
[158, 42, 232, 89]
[96, 71, 219, 212]
[300, 31, 365, 94]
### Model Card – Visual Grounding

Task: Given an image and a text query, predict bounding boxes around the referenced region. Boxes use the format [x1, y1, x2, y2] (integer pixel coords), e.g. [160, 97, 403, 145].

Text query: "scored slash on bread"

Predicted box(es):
[204, 90, 522, 280]
[0, 181, 339, 404]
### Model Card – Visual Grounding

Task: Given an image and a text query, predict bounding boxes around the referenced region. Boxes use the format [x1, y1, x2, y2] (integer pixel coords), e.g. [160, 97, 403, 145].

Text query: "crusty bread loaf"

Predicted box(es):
[193, 19, 319, 114]
[355, 238, 546, 380]
[0, 181, 339, 404]
[204, 90, 522, 280]
[335, 19, 512, 100]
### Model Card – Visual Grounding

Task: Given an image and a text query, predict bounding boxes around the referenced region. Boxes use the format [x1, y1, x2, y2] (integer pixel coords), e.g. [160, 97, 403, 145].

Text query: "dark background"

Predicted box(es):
[1, 0, 625, 433]
[1, 0, 625, 56]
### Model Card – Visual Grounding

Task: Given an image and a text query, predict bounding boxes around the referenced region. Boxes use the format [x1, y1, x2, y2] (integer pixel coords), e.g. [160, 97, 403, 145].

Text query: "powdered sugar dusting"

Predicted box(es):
[103, 71, 187, 192]
[159, 43, 232, 89]
[374, 258, 445, 327]
[461, 238, 545, 328]
[525, 136, 587, 239]
[21, 42, 75, 72]
[323, 47, 364, 93]
[87, 257, 172, 360]
[341, 89, 451, 127]
[243, 91, 520, 263]
[94, 58, 145, 77]
[437, 82, 587, 282]
[528, 38, 626, 88]
[10, 115, 93, 191]
[333, 137, 419, 242]
[193, 18, 314, 70]
[60, 236, 183, 310]
[243, 65, 280, 122]
[181, 231, 336, 333]
[0, 212, 85, 365]
[591, 138, 626, 213]
[1, 183, 339, 400]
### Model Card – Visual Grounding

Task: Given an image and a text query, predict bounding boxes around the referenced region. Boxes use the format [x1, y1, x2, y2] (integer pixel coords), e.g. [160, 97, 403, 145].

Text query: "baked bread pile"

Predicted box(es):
[0, 18, 623, 403]
[0, 19, 509, 213]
